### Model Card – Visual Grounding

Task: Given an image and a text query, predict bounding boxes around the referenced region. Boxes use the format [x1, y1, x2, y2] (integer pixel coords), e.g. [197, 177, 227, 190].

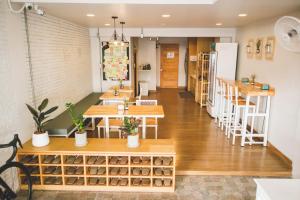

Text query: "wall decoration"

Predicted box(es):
[255, 38, 263, 60]
[167, 52, 175, 59]
[189, 55, 197, 62]
[246, 39, 254, 59]
[265, 36, 276, 60]
[102, 41, 130, 81]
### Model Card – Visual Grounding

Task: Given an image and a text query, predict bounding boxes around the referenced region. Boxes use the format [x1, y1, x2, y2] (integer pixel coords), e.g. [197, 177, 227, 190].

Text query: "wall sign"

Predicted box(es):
[189, 55, 197, 62]
[167, 52, 175, 59]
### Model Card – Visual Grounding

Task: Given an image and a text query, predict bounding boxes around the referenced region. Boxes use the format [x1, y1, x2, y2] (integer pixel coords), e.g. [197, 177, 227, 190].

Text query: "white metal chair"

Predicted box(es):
[135, 100, 158, 139]
[97, 99, 125, 138]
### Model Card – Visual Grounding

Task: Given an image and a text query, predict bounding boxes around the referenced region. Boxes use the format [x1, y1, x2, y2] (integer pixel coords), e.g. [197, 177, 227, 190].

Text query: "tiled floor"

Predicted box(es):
[18, 176, 257, 200]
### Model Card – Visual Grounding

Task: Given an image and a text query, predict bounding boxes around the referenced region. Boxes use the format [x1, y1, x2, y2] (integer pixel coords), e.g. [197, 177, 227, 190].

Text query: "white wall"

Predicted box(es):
[236, 10, 300, 177]
[0, 0, 33, 168]
[26, 12, 92, 116]
[156, 37, 187, 87]
[136, 38, 157, 90]
[0, 1, 92, 186]
[89, 27, 236, 91]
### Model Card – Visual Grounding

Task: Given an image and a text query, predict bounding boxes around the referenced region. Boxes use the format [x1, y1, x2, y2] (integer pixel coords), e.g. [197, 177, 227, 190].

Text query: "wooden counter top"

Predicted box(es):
[220, 78, 275, 96]
[18, 138, 175, 155]
[83, 105, 165, 118]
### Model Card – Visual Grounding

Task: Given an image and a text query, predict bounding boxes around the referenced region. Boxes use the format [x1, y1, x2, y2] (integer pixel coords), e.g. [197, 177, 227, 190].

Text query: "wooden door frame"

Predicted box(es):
[160, 43, 179, 88]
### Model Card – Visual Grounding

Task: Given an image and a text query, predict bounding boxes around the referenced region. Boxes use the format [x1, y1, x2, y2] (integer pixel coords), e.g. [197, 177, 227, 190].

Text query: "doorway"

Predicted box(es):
[160, 44, 179, 88]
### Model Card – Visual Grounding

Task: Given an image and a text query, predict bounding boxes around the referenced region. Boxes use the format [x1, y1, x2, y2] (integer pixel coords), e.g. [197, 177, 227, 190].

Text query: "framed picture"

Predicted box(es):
[102, 41, 130, 81]
[255, 38, 263, 60]
[246, 39, 254, 59]
[265, 36, 276, 60]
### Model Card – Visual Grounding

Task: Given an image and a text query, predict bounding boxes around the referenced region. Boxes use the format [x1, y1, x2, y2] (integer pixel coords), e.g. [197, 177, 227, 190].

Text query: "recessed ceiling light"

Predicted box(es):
[104, 23, 111, 26]
[238, 13, 247, 17]
[161, 14, 171, 18]
[86, 13, 95, 17]
[216, 23, 222, 26]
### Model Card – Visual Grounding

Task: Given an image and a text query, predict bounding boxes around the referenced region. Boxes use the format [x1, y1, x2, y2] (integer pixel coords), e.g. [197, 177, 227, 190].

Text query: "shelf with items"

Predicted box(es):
[17, 138, 175, 192]
[197, 52, 210, 107]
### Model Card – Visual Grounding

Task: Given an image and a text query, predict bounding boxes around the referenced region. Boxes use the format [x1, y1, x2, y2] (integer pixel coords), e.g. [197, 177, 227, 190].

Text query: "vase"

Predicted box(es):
[75, 131, 87, 147]
[32, 131, 49, 147]
[127, 134, 139, 148]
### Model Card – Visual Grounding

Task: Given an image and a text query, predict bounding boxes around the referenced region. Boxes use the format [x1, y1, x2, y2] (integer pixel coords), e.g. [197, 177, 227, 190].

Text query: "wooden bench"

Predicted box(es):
[44, 93, 101, 137]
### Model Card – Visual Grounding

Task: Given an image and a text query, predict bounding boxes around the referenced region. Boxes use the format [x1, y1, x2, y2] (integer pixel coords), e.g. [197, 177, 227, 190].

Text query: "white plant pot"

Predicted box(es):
[75, 131, 87, 147]
[127, 134, 139, 148]
[32, 131, 49, 147]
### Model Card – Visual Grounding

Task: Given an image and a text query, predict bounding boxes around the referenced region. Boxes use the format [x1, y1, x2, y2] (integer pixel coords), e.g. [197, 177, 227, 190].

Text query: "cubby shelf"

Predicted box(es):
[17, 138, 175, 192]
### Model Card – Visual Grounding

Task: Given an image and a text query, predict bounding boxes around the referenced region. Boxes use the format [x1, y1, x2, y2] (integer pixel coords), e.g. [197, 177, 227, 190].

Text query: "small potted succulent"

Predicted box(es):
[119, 79, 124, 89]
[66, 103, 87, 147]
[120, 117, 141, 148]
[26, 98, 58, 147]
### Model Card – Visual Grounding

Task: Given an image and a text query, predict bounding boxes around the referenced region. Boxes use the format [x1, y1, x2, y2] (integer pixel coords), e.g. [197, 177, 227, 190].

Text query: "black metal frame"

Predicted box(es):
[0, 134, 32, 200]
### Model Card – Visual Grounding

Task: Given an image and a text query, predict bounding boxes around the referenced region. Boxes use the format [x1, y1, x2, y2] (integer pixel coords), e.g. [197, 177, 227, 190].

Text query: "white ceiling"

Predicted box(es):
[15, 0, 300, 27]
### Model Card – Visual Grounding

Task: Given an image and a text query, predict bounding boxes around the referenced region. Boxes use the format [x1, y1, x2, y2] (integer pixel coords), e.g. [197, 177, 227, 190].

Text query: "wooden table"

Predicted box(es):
[107, 86, 133, 93]
[100, 92, 132, 101]
[83, 105, 165, 139]
[221, 78, 275, 146]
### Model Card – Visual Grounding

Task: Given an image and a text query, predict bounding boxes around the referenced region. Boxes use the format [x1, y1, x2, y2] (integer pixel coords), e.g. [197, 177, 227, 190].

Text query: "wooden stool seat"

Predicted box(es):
[236, 101, 256, 106]
[224, 96, 245, 101]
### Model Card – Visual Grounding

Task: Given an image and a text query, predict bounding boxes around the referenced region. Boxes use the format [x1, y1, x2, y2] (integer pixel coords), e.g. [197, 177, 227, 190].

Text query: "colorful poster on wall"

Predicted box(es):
[102, 42, 130, 81]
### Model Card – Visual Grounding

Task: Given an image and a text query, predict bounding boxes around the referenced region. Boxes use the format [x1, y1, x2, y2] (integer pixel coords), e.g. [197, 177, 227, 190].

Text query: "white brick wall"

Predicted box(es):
[24, 12, 93, 115]
[0, 1, 93, 186]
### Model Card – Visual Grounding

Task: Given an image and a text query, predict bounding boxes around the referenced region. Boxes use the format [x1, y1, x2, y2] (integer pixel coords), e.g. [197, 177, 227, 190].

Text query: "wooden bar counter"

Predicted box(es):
[17, 138, 176, 192]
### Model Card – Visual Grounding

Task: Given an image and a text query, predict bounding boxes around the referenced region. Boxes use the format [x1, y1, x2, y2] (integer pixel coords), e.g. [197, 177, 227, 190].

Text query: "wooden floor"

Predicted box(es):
[89, 88, 291, 177]
[147, 88, 291, 176]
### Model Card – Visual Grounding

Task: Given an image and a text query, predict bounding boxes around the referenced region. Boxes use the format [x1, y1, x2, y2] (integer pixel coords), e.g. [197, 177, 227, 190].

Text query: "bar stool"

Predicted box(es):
[226, 84, 256, 145]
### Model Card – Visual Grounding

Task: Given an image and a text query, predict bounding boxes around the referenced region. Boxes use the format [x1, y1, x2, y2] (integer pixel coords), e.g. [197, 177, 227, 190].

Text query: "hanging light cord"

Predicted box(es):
[7, 0, 26, 13]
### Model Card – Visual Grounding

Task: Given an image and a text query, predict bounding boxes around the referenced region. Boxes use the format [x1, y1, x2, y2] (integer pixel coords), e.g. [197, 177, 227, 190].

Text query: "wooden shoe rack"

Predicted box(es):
[17, 138, 176, 192]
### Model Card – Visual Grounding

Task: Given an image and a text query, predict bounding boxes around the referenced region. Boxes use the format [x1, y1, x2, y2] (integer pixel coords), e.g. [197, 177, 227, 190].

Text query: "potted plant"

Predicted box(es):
[66, 103, 87, 147]
[119, 79, 124, 89]
[120, 117, 141, 148]
[26, 98, 58, 147]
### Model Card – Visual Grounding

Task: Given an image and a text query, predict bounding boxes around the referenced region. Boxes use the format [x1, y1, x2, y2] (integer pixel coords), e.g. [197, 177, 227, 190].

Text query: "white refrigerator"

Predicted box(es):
[207, 43, 238, 118]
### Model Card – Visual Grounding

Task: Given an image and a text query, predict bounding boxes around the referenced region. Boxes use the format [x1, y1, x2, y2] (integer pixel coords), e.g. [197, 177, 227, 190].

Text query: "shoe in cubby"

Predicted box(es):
[141, 178, 151, 186]
[131, 178, 141, 186]
[19, 155, 39, 164]
[44, 177, 62, 185]
[109, 167, 120, 175]
[119, 178, 128, 186]
[86, 156, 98, 165]
[153, 178, 163, 187]
[95, 156, 106, 165]
[163, 178, 172, 187]
[43, 166, 56, 174]
[109, 178, 119, 186]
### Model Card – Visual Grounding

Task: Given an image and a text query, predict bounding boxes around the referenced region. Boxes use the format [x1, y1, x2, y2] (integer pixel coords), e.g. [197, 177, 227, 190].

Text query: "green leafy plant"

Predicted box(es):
[120, 117, 141, 136]
[65, 103, 85, 133]
[26, 98, 58, 134]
